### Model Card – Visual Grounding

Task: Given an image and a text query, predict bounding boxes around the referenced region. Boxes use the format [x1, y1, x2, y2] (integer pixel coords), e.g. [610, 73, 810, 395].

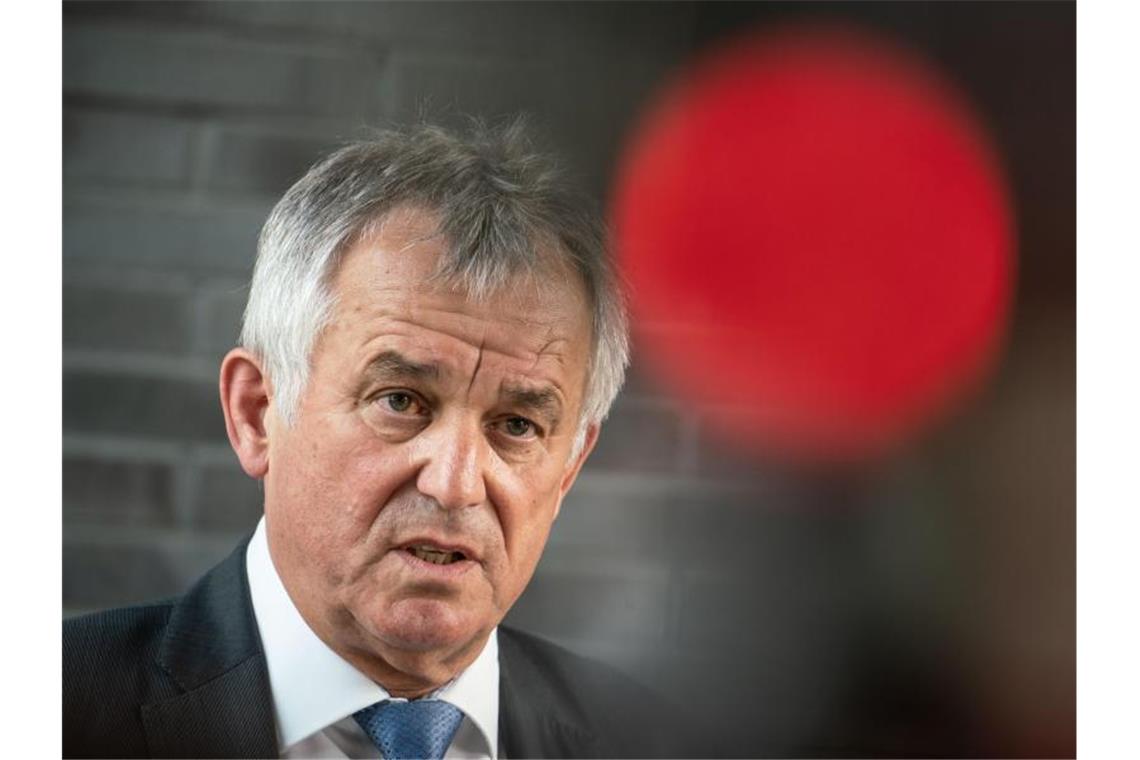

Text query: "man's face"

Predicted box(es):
[261, 207, 595, 694]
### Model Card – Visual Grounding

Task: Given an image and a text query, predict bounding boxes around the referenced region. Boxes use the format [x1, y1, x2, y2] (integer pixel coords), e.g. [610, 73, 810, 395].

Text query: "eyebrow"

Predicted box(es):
[364, 350, 441, 381]
[501, 383, 564, 426]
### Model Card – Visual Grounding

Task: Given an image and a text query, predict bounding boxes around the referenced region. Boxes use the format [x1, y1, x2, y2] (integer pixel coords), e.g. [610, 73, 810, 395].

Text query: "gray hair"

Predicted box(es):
[240, 121, 629, 455]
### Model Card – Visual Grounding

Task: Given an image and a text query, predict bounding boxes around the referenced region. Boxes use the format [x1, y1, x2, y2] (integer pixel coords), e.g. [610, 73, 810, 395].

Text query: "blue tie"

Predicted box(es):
[353, 699, 465, 760]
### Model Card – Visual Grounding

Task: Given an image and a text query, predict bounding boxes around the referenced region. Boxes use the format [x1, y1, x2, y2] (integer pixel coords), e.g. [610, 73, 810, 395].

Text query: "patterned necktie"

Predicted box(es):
[353, 699, 465, 760]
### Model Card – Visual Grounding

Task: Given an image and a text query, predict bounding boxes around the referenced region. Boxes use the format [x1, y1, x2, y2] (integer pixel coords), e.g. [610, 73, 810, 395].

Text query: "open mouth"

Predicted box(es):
[405, 545, 467, 565]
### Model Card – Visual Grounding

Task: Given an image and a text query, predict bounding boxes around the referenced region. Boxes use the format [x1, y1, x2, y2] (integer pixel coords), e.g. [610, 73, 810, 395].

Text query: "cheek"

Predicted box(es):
[488, 465, 564, 570]
[270, 428, 412, 546]
[334, 442, 415, 524]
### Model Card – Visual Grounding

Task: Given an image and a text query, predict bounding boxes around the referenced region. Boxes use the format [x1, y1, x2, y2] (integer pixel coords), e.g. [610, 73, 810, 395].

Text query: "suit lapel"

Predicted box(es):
[141, 657, 278, 758]
[141, 540, 278, 759]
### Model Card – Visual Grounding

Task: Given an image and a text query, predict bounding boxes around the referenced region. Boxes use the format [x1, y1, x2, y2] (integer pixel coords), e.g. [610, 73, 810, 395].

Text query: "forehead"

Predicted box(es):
[324, 207, 593, 376]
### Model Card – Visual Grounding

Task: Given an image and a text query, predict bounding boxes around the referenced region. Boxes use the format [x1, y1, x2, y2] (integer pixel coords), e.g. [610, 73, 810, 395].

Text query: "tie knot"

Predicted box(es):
[354, 699, 465, 760]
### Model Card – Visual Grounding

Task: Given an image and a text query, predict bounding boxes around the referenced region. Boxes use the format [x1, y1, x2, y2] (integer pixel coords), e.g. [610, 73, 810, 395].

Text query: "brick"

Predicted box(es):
[691, 422, 824, 483]
[384, 50, 618, 199]
[675, 572, 788, 647]
[63, 23, 384, 119]
[63, 283, 192, 353]
[193, 463, 264, 533]
[547, 482, 671, 559]
[618, 363, 675, 402]
[506, 565, 669, 643]
[63, 535, 239, 610]
[63, 1, 382, 43]
[64, 201, 265, 273]
[63, 371, 226, 443]
[63, 540, 183, 609]
[673, 487, 773, 552]
[80, 1, 697, 57]
[383, 54, 553, 125]
[64, 110, 193, 186]
[63, 456, 176, 528]
[207, 130, 335, 196]
[587, 397, 686, 473]
[691, 429, 760, 480]
[138, 2, 599, 52]
[667, 482, 872, 571]
[187, 1, 353, 33]
[195, 285, 248, 355]
[62, 1, 387, 42]
[672, 530, 860, 652]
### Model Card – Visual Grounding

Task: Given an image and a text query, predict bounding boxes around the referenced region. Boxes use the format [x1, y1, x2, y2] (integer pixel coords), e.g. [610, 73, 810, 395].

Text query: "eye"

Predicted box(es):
[501, 416, 536, 438]
[377, 391, 425, 416]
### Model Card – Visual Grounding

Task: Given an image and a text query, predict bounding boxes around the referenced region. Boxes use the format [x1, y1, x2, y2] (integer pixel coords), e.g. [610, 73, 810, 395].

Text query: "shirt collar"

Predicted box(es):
[245, 517, 499, 756]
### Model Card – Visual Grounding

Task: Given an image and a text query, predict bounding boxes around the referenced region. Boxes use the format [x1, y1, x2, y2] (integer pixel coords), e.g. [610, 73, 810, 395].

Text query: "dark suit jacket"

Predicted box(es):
[64, 541, 695, 758]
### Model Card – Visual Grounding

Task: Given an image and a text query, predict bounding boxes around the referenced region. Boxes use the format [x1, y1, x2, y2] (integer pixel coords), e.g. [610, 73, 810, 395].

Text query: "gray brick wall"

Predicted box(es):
[63, 2, 1074, 755]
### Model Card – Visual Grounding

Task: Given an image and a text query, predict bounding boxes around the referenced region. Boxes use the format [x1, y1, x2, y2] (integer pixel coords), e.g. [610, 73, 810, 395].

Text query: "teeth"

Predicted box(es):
[408, 545, 462, 565]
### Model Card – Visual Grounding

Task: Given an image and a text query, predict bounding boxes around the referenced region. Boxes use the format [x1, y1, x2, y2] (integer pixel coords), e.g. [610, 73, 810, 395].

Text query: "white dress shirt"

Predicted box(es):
[246, 518, 500, 759]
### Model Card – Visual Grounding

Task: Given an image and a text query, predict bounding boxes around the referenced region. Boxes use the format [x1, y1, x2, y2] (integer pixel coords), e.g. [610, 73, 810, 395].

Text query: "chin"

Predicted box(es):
[370, 597, 486, 654]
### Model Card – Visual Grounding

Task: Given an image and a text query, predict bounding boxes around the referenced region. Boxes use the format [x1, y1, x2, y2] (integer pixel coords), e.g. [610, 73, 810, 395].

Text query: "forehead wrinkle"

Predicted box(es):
[466, 337, 487, 396]
[383, 301, 561, 370]
[357, 321, 560, 399]
[405, 297, 539, 331]
[534, 335, 575, 370]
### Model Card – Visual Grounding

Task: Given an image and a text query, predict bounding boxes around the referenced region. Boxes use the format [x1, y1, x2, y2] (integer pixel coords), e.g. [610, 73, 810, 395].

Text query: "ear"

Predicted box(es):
[219, 348, 272, 479]
[553, 423, 600, 520]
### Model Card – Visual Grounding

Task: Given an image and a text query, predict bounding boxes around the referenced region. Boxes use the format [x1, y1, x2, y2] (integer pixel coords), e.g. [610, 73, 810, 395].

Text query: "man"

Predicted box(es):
[63, 123, 693, 758]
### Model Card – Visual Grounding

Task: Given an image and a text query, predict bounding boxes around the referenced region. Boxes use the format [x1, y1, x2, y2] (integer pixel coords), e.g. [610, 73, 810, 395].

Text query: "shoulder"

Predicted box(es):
[498, 626, 700, 757]
[63, 540, 272, 758]
[64, 601, 173, 659]
[498, 625, 651, 704]
[63, 603, 181, 757]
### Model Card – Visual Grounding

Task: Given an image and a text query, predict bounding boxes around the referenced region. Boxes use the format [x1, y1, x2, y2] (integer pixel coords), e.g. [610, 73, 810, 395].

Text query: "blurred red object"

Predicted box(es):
[611, 25, 1015, 461]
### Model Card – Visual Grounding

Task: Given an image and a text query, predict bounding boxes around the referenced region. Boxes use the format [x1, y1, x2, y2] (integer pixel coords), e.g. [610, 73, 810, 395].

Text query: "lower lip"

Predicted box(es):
[395, 549, 478, 579]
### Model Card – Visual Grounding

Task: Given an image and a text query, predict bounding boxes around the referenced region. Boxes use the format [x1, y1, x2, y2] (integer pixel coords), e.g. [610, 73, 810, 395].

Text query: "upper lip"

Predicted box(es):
[396, 537, 479, 562]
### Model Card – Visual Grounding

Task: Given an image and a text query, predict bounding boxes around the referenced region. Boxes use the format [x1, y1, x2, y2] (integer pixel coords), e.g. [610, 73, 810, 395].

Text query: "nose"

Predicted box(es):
[414, 414, 488, 510]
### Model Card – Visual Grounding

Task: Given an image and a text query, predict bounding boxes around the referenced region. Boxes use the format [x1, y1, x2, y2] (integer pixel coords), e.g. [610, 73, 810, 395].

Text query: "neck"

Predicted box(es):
[329, 619, 491, 699]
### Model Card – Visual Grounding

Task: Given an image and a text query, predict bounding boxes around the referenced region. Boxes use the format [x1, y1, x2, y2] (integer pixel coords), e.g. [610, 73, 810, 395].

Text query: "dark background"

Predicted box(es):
[63, 2, 1074, 756]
